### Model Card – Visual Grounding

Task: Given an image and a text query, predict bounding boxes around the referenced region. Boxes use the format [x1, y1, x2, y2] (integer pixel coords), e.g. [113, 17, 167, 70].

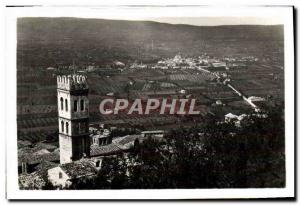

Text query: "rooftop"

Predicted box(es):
[19, 172, 46, 189]
[60, 159, 97, 179]
[113, 135, 144, 150]
[18, 142, 59, 166]
[57, 74, 88, 91]
[35, 160, 58, 174]
[18, 151, 60, 166]
[90, 143, 121, 157]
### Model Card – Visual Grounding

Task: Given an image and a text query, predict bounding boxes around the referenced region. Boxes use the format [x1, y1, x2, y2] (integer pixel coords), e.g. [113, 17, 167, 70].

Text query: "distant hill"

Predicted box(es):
[17, 17, 284, 67]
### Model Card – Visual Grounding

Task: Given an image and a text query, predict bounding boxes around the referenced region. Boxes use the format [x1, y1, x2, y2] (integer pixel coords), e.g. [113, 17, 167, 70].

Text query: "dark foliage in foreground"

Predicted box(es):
[66, 105, 285, 189]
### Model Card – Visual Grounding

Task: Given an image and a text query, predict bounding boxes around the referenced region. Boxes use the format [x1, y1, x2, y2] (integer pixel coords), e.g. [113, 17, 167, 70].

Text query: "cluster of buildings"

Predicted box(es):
[224, 111, 267, 127]
[18, 75, 165, 189]
[144, 54, 259, 71]
[46, 54, 258, 75]
[46, 60, 127, 75]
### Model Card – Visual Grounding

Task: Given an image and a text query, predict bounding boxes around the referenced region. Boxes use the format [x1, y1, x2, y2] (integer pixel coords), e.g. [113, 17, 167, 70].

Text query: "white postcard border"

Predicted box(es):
[5, 5, 294, 199]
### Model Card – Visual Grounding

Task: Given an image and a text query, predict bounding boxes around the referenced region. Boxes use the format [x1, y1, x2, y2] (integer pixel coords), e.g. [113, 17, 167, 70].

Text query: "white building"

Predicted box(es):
[248, 96, 265, 102]
[225, 113, 239, 122]
[225, 113, 246, 127]
[48, 159, 98, 188]
[141, 130, 164, 138]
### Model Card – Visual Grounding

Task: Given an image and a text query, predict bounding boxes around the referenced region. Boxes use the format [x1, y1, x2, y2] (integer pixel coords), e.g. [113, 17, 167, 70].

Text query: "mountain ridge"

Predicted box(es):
[17, 17, 284, 67]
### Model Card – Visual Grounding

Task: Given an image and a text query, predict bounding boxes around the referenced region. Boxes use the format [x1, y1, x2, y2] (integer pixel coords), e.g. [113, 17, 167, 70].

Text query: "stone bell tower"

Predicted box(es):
[57, 75, 90, 164]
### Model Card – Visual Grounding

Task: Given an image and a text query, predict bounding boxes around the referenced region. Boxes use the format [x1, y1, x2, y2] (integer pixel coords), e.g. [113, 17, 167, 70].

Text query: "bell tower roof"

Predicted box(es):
[57, 74, 88, 91]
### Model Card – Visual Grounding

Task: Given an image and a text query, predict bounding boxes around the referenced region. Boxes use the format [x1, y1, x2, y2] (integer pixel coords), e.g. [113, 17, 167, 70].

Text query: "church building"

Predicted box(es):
[57, 75, 90, 164]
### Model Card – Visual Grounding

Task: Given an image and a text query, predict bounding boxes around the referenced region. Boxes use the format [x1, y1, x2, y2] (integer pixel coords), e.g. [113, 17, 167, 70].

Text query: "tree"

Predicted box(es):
[62, 104, 285, 189]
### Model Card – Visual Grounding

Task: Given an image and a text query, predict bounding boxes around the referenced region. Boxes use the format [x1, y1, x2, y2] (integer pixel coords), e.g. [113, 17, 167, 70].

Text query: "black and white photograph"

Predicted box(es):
[4, 4, 295, 200]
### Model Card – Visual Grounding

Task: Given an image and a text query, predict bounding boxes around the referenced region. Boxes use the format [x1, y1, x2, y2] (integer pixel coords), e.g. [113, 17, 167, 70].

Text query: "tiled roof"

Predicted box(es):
[60, 160, 97, 179]
[90, 143, 121, 157]
[17, 140, 32, 149]
[91, 135, 145, 156]
[18, 142, 59, 166]
[18, 151, 60, 166]
[19, 172, 45, 190]
[35, 160, 58, 175]
[33, 149, 50, 155]
[33, 142, 57, 152]
[113, 135, 143, 150]
[18, 142, 57, 155]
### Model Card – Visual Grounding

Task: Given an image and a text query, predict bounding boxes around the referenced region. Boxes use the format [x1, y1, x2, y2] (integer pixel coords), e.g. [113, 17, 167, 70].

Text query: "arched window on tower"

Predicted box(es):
[65, 99, 68, 111]
[66, 122, 69, 134]
[80, 99, 84, 111]
[61, 121, 64, 132]
[74, 100, 78, 112]
[60, 97, 63, 110]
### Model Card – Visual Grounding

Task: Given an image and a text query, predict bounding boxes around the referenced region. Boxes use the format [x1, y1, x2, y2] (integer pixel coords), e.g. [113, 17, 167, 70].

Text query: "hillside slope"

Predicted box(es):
[17, 17, 284, 67]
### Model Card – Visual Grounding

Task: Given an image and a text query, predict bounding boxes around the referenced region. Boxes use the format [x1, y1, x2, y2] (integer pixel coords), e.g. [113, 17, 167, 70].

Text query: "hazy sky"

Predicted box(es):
[147, 17, 283, 26]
